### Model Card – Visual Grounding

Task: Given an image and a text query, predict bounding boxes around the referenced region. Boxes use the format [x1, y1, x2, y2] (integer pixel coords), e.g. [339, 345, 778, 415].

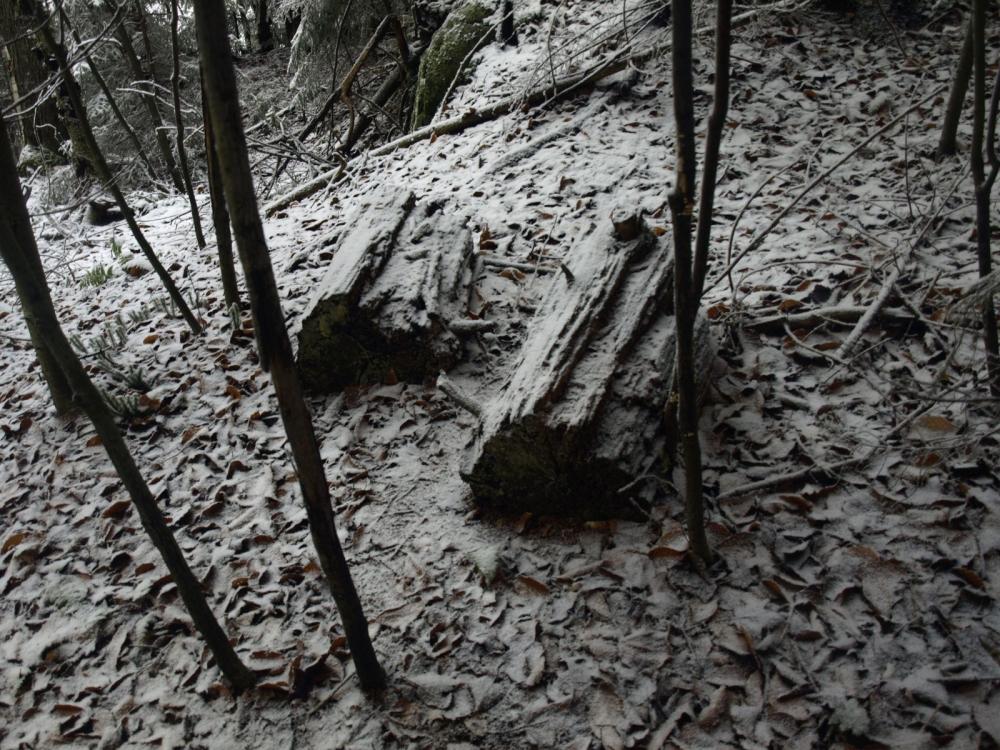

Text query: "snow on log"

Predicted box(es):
[297, 187, 476, 391]
[462, 213, 713, 520]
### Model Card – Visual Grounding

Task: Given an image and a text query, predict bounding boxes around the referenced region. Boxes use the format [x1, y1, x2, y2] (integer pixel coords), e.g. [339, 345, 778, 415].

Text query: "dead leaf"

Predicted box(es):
[2, 531, 29, 554]
[516, 575, 550, 595]
[227, 460, 250, 479]
[102, 500, 131, 520]
[955, 567, 986, 589]
[919, 415, 956, 433]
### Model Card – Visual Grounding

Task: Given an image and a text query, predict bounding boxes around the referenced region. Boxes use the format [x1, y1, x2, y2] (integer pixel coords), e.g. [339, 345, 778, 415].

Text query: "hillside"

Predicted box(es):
[2, 1, 999, 748]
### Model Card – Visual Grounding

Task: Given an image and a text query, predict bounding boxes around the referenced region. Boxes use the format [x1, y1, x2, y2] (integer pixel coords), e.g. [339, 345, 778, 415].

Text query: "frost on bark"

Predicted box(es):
[297, 188, 477, 392]
[462, 213, 713, 520]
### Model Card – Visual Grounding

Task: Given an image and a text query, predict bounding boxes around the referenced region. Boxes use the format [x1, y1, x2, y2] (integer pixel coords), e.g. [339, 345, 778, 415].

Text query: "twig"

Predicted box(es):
[836, 164, 967, 361]
[436, 373, 482, 418]
[706, 83, 947, 296]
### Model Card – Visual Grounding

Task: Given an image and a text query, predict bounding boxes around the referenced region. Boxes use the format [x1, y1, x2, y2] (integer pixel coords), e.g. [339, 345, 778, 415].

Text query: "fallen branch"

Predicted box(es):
[835, 164, 966, 361]
[705, 83, 947, 296]
[716, 403, 933, 501]
[265, 0, 807, 216]
[745, 305, 917, 334]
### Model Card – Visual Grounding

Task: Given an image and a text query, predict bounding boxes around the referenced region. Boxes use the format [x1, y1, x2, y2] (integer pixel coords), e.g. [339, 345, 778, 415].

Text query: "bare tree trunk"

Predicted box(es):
[499, 0, 518, 46]
[939, 17, 973, 158]
[692, 0, 733, 299]
[969, 0, 1000, 395]
[0, 116, 73, 414]
[194, 0, 385, 691]
[24, 0, 202, 335]
[113, 4, 186, 192]
[0, 0, 65, 154]
[201, 67, 241, 311]
[0, 119, 254, 691]
[255, 0, 274, 52]
[667, 0, 712, 567]
[59, 6, 160, 185]
[170, 0, 206, 248]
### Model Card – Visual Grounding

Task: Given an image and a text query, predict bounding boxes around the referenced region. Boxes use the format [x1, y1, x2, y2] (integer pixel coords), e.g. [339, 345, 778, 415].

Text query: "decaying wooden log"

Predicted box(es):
[296, 187, 476, 391]
[461, 214, 713, 520]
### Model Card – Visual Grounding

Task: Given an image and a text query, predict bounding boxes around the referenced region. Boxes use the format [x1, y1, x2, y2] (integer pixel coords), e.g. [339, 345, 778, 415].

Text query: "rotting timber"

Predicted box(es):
[462, 211, 713, 520]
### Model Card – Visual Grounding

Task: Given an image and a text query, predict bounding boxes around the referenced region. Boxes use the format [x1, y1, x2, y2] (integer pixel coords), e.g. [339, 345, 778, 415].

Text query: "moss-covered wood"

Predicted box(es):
[297, 188, 475, 391]
[411, 1, 493, 129]
[462, 213, 714, 521]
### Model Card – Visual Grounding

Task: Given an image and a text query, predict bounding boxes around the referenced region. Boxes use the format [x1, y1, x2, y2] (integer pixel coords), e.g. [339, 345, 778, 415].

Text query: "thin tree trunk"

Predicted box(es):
[170, 0, 206, 248]
[113, 5, 186, 192]
[667, 0, 712, 566]
[25, 0, 202, 335]
[201, 67, 241, 311]
[0, 0, 66, 154]
[970, 0, 1000, 394]
[939, 17, 973, 158]
[0, 116, 73, 414]
[692, 0, 733, 299]
[59, 6, 160, 185]
[194, 0, 385, 691]
[0, 119, 254, 691]
[255, 0, 274, 52]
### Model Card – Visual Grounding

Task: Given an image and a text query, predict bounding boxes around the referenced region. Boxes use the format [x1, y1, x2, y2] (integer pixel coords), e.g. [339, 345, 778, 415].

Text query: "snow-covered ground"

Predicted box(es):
[2, 1, 999, 748]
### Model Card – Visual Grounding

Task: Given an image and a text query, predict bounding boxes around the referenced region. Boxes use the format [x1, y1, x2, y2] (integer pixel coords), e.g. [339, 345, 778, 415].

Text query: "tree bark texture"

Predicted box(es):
[463, 213, 713, 520]
[194, 0, 385, 691]
[0, 0, 66, 154]
[939, 17, 973, 158]
[668, 0, 712, 565]
[297, 187, 475, 391]
[170, 0, 206, 248]
[201, 68, 241, 311]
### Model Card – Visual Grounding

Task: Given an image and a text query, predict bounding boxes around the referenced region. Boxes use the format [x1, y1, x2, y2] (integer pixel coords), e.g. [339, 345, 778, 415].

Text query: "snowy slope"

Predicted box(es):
[1, 1, 999, 748]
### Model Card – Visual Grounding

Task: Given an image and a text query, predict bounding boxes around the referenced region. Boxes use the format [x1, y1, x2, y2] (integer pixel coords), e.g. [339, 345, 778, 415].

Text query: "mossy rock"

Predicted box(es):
[411, 1, 493, 129]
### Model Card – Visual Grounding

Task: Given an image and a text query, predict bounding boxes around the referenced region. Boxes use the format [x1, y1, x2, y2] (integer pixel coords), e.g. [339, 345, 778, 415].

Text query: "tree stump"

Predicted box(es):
[461, 213, 714, 520]
[296, 188, 477, 391]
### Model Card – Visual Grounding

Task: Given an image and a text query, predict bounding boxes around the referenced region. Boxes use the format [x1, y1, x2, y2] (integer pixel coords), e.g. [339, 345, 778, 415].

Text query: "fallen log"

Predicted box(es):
[296, 187, 476, 391]
[461, 213, 714, 520]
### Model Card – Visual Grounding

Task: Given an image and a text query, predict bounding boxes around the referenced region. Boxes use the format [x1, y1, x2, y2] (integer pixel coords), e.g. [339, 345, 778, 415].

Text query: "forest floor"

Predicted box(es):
[3, 1, 1000, 748]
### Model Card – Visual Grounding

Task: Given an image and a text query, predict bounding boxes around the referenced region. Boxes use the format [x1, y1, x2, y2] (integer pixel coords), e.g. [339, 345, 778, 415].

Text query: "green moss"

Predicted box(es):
[411, 2, 493, 130]
[463, 416, 647, 521]
[297, 298, 461, 392]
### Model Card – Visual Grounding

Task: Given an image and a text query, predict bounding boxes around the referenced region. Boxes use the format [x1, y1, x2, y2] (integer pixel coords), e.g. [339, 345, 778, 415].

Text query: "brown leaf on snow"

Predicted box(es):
[227, 460, 250, 479]
[51, 703, 86, 716]
[516, 575, 550, 595]
[1, 531, 29, 554]
[102, 500, 131, 520]
[954, 567, 986, 590]
[919, 415, 956, 433]
[697, 685, 730, 729]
